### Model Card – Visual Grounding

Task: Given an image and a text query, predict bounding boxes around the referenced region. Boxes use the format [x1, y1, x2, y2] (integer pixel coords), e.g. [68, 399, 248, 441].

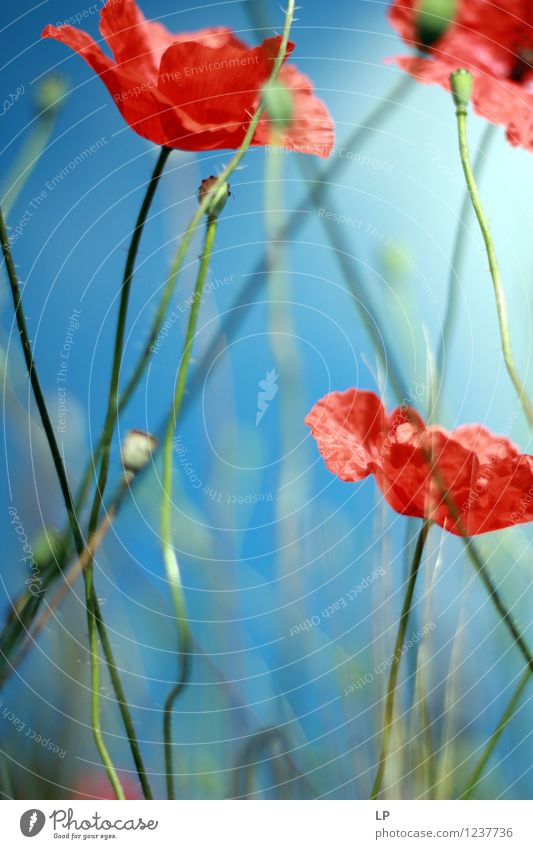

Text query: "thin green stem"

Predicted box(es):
[83, 147, 172, 800]
[0, 206, 124, 799]
[87, 146, 172, 539]
[83, 571, 125, 799]
[1, 206, 84, 555]
[161, 215, 218, 799]
[436, 123, 496, 386]
[463, 540, 533, 672]
[460, 668, 531, 799]
[2, 111, 60, 218]
[370, 520, 431, 800]
[454, 107, 533, 429]
[163, 623, 191, 800]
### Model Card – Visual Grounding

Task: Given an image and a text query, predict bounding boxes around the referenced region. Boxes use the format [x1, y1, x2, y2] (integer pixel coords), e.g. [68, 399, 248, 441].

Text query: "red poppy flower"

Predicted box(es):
[42, 0, 333, 156]
[388, 1, 533, 150]
[305, 388, 533, 535]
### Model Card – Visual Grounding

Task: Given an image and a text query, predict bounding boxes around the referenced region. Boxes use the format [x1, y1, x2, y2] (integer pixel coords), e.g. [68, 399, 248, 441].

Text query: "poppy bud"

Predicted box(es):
[33, 74, 68, 121]
[121, 429, 157, 477]
[261, 80, 294, 132]
[415, 0, 456, 49]
[450, 69, 473, 115]
[197, 176, 230, 218]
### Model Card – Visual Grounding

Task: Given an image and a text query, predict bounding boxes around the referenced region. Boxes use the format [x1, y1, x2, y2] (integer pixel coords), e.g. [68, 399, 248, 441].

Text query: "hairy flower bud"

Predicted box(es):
[121, 429, 157, 477]
[197, 176, 230, 218]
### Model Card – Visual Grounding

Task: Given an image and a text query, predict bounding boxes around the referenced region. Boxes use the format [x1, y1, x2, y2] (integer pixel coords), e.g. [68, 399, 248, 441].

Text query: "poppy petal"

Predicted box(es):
[305, 389, 385, 481]
[252, 64, 334, 157]
[306, 388, 533, 535]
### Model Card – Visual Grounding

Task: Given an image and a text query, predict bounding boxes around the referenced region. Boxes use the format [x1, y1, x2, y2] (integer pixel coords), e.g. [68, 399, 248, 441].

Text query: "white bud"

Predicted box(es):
[121, 429, 157, 476]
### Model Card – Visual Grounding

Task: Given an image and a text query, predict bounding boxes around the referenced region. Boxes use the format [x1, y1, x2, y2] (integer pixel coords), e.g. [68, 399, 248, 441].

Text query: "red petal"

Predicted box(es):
[42, 24, 115, 79]
[388, 0, 533, 151]
[100, 0, 240, 74]
[43, 23, 174, 146]
[252, 64, 334, 157]
[305, 389, 385, 481]
[156, 35, 293, 148]
[306, 388, 533, 535]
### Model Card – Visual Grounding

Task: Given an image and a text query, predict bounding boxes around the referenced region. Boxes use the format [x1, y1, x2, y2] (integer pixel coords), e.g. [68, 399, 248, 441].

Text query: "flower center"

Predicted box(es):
[510, 48, 533, 82]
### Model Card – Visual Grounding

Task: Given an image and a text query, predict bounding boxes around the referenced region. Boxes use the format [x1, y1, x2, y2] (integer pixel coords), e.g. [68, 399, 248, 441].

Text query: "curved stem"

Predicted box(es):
[87, 145, 172, 539]
[163, 624, 191, 800]
[454, 108, 533, 429]
[436, 123, 496, 386]
[84, 571, 125, 799]
[0, 206, 124, 799]
[160, 215, 218, 798]
[370, 520, 431, 800]
[460, 667, 531, 799]
[84, 147, 172, 800]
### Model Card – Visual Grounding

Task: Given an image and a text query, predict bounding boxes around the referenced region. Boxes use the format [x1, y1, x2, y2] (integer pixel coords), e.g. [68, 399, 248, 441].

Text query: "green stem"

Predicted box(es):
[83, 147, 172, 800]
[2, 113, 58, 218]
[83, 573, 125, 800]
[163, 621, 191, 800]
[0, 206, 124, 799]
[161, 215, 218, 799]
[463, 540, 533, 673]
[454, 107, 533, 429]
[370, 520, 431, 800]
[87, 146, 172, 539]
[1, 206, 84, 556]
[436, 123, 496, 386]
[460, 668, 531, 799]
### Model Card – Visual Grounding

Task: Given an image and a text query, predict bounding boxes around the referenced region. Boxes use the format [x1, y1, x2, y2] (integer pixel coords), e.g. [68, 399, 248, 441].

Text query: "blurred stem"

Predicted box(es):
[194, 73, 415, 414]
[436, 124, 496, 387]
[2, 114, 57, 217]
[0, 206, 124, 799]
[10, 480, 128, 678]
[461, 668, 531, 799]
[265, 133, 302, 571]
[454, 107, 533, 429]
[3, 483, 154, 800]
[463, 538, 533, 673]
[231, 728, 289, 799]
[370, 520, 431, 800]
[161, 214, 218, 798]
